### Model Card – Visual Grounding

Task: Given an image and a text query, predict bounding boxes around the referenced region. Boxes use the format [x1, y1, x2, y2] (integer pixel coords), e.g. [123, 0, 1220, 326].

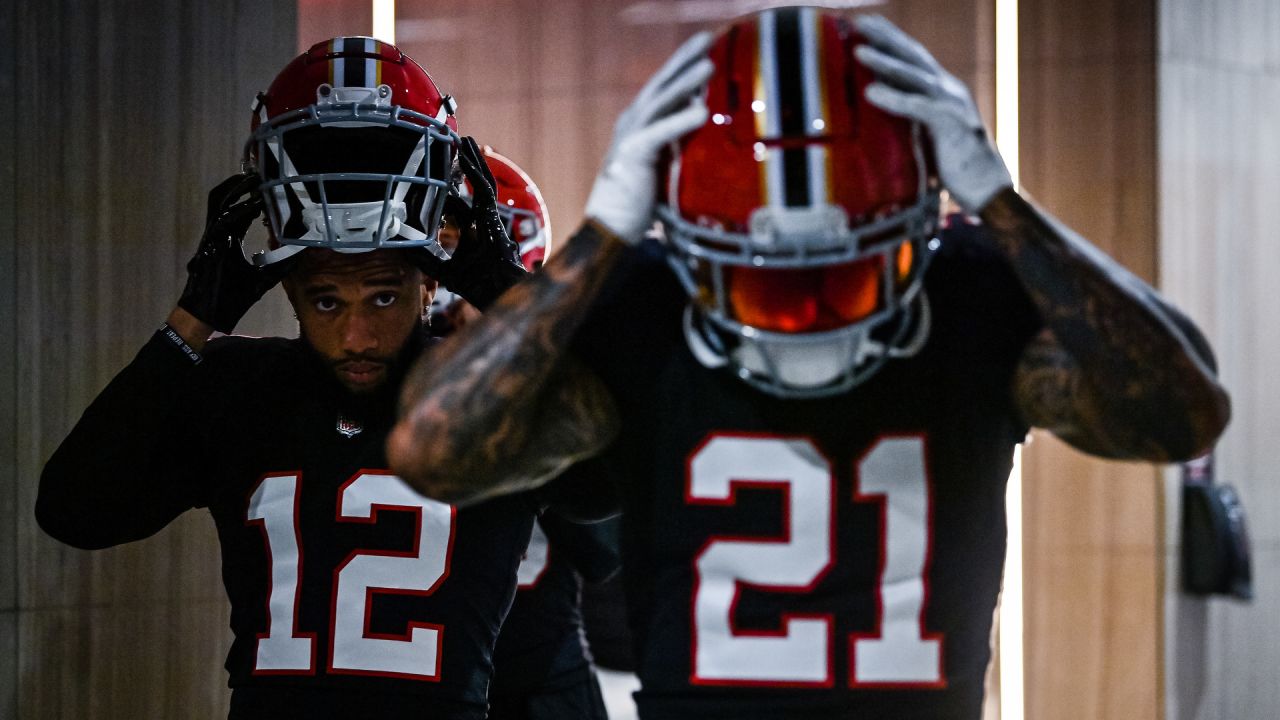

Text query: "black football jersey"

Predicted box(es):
[490, 513, 620, 698]
[39, 331, 535, 719]
[568, 223, 1041, 720]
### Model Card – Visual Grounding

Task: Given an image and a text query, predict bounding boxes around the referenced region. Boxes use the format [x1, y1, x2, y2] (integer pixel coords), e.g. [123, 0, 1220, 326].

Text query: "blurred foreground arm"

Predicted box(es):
[388, 34, 714, 503]
[856, 14, 1229, 461]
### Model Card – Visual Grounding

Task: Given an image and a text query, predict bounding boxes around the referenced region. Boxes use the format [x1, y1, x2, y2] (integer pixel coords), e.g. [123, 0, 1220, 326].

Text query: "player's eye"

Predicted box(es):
[373, 292, 398, 308]
[314, 297, 339, 313]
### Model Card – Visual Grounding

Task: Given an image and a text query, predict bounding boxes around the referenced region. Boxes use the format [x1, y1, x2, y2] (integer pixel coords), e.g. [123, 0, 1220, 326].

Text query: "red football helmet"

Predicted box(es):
[245, 37, 460, 265]
[659, 7, 940, 398]
[461, 147, 553, 269]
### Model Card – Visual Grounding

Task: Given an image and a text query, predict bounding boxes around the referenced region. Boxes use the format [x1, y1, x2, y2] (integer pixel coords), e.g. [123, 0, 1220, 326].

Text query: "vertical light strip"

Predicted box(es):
[1000, 447, 1025, 720]
[996, 1, 1023, 719]
[996, 0, 1020, 189]
[373, 0, 396, 44]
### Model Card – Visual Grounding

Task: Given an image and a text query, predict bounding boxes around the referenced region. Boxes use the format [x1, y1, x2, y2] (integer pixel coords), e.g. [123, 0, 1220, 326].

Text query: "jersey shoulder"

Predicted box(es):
[924, 215, 1042, 347]
[573, 239, 686, 382]
[200, 335, 315, 386]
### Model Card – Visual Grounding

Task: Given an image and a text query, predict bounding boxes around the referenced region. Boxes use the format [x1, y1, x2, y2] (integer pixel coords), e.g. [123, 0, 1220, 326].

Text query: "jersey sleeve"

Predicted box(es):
[36, 329, 216, 549]
[931, 218, 1044, 440]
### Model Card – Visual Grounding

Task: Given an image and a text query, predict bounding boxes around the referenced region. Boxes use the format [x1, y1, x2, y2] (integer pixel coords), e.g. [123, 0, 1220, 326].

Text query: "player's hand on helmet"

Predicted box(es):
[414, 136, 527, 311]
[584, 32, 715, 244]
[178, 172, 291, 334]
[854, 15, 1012, 213]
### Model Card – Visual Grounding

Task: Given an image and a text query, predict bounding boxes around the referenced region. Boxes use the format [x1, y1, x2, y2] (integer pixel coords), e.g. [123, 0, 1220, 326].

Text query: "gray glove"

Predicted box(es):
[854, 15, 1012, 212]
[584, 32, 715, 244]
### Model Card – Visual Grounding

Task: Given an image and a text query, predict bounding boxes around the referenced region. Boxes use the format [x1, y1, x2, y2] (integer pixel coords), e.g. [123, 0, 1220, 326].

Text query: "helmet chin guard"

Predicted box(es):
[246, 37, 461, 266]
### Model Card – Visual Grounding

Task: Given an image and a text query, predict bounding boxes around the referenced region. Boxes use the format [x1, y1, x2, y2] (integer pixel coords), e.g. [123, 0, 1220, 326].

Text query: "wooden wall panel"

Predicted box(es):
[1, 0, 18, 624]
[7, 1, 296, 717]
[1159, 1, 1280, 717]
[2, 4, 18, 717]
[298, 0, 371, 46]
[1018, 1, 1163, 719]
[0, 612, 13, 720]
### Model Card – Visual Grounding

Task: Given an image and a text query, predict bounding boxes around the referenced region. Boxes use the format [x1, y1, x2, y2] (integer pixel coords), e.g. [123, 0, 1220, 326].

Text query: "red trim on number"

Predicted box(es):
[847, 434, 946, 690]
[684, 431, 837, 689]
[246, 471, 318, 677]
[326, 469, 455, 682]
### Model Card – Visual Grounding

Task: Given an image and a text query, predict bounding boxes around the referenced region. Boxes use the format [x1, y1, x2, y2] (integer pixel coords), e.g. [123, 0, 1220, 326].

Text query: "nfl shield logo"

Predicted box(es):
[336, 415, 363, 438]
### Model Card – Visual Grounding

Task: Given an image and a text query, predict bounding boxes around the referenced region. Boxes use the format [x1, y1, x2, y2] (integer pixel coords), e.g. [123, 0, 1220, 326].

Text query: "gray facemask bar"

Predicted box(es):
[246, 93, 459, 264]
[658, 121, 941, 399]
[669, 245, 935, 399]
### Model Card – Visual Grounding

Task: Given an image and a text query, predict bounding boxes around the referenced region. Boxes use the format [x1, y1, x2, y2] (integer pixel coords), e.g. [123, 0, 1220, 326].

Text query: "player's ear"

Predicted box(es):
[420, 273, 438, 308]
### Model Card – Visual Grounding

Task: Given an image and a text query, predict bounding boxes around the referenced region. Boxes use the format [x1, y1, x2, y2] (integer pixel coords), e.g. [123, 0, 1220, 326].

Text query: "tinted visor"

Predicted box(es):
[724, 255, 885, 333]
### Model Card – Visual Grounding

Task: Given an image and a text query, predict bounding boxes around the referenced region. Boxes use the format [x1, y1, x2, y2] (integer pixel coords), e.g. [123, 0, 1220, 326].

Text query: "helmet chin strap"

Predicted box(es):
[683, 306, 729, 369]
[253, 243, 306, 267]
[862, 290, 932, 360]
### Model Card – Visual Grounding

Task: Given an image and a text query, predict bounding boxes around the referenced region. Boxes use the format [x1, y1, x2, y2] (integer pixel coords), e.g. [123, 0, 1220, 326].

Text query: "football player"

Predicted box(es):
[388, 9, 1230, 720]
[432, 145, 554, 334]
[35, 37, 574, 719]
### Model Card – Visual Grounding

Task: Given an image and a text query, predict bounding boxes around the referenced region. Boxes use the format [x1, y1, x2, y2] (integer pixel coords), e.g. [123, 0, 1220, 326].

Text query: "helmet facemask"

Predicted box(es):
[247, 82, 459, 266]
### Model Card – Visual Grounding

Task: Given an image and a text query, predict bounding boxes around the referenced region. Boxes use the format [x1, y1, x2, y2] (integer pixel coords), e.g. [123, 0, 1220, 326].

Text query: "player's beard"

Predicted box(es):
[303, 323, 427, 414]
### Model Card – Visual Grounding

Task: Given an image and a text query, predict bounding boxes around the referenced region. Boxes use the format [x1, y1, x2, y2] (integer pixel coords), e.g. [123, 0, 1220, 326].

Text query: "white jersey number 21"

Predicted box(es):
[688, 434, 942, 688]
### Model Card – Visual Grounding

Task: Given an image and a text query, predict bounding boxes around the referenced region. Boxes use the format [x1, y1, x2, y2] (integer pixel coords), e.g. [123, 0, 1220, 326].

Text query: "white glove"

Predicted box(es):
[854, 15, 1012, 213]
[585, 32, 715, 244]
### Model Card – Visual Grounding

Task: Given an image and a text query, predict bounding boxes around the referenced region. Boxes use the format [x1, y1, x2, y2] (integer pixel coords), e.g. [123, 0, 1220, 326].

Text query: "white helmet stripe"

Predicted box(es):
[799, 7, 829, 206]
[758, 9, 785, 208]
[364, 38, 377, 87]
[331, 38, 344, 87]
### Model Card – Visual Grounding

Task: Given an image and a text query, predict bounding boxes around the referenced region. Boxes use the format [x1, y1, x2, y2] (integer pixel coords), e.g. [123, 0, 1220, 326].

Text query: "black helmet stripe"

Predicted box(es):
[760, 8, 828, 210]
[333, 37, 378, 88]
[774, 8, 811, 208]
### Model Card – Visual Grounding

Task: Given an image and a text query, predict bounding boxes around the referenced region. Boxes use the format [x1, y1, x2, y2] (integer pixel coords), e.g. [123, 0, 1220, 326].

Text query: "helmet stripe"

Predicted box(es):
[341, 37, 363, 87]
[363, 38, 377, 87]
[799, 7, 830, 206]
[773, 7, 811, 208]
[757, 10, 785, 208]
[329, 38, 340, 86]
[750, 19, 769, 208]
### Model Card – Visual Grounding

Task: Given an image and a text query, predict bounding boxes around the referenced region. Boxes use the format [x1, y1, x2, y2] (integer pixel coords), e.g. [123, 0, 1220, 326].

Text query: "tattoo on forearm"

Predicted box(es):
[982, 190, 1229, 460]
[393, 225, 624, 502]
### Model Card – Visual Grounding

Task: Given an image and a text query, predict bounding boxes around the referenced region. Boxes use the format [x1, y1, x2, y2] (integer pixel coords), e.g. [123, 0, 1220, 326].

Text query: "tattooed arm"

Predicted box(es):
[388, 33, 714, 504]
[388, 223, 625, 505]
[981, 189, 1230, 461]
[851, 16, 1229, 460]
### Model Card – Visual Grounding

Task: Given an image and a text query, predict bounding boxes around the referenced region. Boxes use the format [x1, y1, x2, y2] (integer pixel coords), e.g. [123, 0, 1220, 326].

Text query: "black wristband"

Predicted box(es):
[158, 324, 203, 365]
